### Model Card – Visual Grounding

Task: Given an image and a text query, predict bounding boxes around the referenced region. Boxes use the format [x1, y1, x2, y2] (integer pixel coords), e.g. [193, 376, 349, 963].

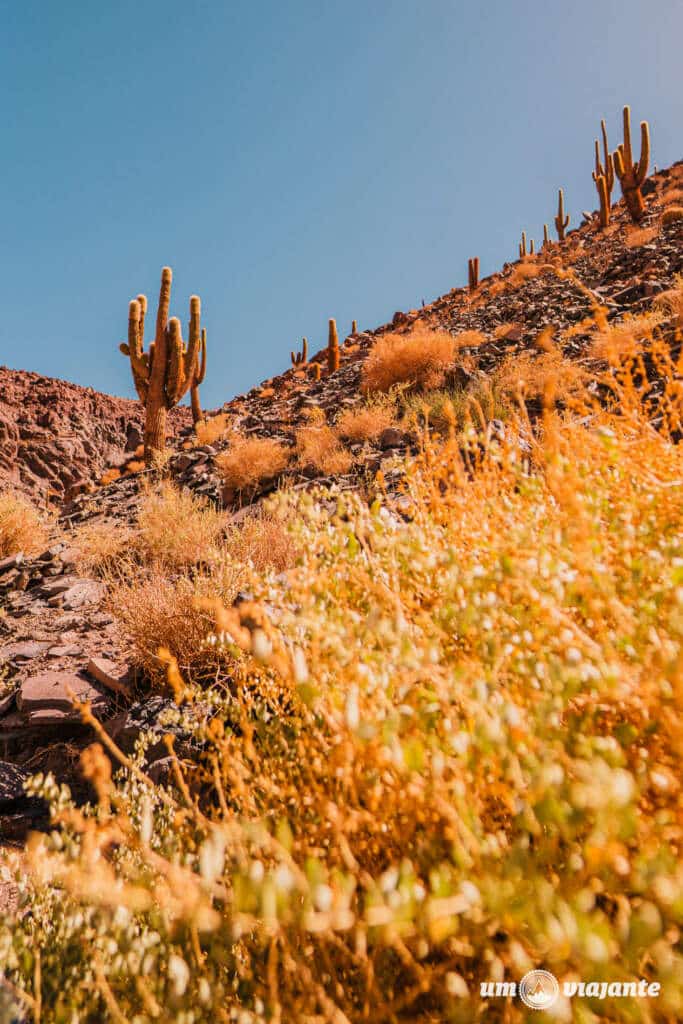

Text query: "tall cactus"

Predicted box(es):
[327, 318, 340, 374]
[120, 267, 206, 460]
[555, 189, 569, 241]
[468, 257, 480, 291]
[519, 231, 527, 259]
[593, 120, 615, 201]
[613, 105, 650, 223]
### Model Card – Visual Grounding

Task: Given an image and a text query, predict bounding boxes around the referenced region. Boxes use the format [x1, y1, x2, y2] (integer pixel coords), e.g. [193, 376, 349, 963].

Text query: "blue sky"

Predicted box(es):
[1, 0, 681, 409]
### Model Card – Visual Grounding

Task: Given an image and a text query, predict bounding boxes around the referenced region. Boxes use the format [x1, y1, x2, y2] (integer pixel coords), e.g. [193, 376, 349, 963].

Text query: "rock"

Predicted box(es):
[0, 553, 23, 573]
[17, 670, 109, 718]
[86, 657, 131, 696]
[47, 644, 82, 657]
[125, 424, 143, 451]
[0, 641, 50, 663]
[392, 311, 409, 326]
[0, 761, 29, 805]
[379, 427, 409, 450]
[59, 580, 105, 610]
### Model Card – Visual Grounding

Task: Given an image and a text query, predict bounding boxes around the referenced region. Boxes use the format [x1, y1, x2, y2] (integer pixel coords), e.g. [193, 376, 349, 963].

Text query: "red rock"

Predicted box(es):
[17, 670, 109, 716]
[86, 658, 131, 696]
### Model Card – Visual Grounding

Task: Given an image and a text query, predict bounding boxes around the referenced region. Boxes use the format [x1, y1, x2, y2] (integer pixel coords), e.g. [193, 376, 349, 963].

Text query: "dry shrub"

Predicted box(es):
[0, 491, 48, 558]
[99, 468, 121, 486]
[453, 329, 487, 349]
[295, 421, 352, 474]
[107, 571, 241, 685]
[508, 260, 543, 286]
[125, 460, 145, 474]
[493, 349, 587, 407]
[335, 401, 396, 442]
[361, 327, 455, 393]
[216, 435, 289, 494]
[135, 481, 226, 571]
[661, 185, 683, 203]
[662, 206, 683, 226]
[75, 521, 133, 576]
[195, 414, 230, 446]
[625, 224, 659, 248]
[225, 510, 298, 574]
[653, 274, 683, 328]
[493, 321, 522, 341]
[590, 310, 664, 362]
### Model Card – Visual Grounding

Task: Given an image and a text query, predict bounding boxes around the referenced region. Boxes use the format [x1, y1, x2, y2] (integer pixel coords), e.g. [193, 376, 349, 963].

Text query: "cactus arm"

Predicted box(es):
[622, 106, 633, 169]
[165, 318, 185, 407]
[196, 328, 207, 385]
[600, 121, 614, 194]
[636, 121, 650, 184]
[613, 147, 625, 180]
[123, 299, 150, 402]
[182, 296, 202, 389]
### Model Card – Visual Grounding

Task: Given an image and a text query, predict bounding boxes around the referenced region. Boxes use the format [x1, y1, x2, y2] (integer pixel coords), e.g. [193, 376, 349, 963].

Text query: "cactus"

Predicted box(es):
[468, 257, 480, 291]
[593, 120, 615, 200]
[594, 174, 610, 229]
[613, 105, 650, 222]
[543, 224, 550, 248]
[190, 329, 207, 424]
[519, 231, 527, 259]
[555, 189, 569, 241]
[529, 239, 535, 256]
[327, 319, 340, 374]
[351, 320, 358, 334]
[311, 363, 321, 381]
[120, 267, 206, 459]
[291, 337, 308, 367]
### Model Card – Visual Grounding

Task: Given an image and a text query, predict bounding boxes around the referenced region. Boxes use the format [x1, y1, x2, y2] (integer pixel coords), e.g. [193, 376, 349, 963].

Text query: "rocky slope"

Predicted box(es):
[0, 158, 681, 844]
[0, 367, 190, 504]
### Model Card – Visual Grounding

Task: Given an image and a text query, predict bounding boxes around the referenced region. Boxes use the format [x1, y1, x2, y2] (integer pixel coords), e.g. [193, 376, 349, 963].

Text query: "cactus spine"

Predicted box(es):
[468, 257, 480, 291]
[555, 189, 569, 241]
[120, 267, 206, 460]
[327, 319, 340, 374]
[613, 105, 650, 223]
[291, 337, 308, 367]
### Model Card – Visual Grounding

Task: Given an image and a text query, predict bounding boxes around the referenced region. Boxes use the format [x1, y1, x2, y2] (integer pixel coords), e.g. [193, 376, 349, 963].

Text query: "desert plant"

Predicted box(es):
[295, 417, 352, 474]
[335, 399, 396, 442]
[351, 319, 358, 334]
[0, 491, 48, 558]
[291, 337, 308, 367]
[594, 172, 611, 228]
[613, 105, 650, 222]
[361, 326, 455, 393]
[662, 206, 683, 225]
[518, 230, 527, 258]
[194, 413, 230, 446]
[543, 223, 550, 248]
[592, 118, 615, 215]
[327, 319, 340, 374]
[468, 256, 480, 291]
[310, 363, 321, 381]
[216, 435, 289, 495]
[120, 267, 207, 460]
[190, 329, 207, 425]
[555, 188, 569, 240]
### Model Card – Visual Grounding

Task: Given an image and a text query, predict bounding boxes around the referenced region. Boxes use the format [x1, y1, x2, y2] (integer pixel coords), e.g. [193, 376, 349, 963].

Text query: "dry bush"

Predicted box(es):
[75, 521, 133, 576]
[361, 326, 455, 393]
[107, 570, 241, 685]
[335, 400, 396, 442]
[590, 310, 664, 361]
[507, 260, 543, 285]
[662, 206, 683, 226]
[625, 224, 659, 248]
[99, 468, 121, 486]
[0, 491, 48, 558]
[493, 321, 522, 341]
[216, 435, 289, 494]
[295, 421, 352, 474]
[653, 274, 683, 328]
[135, 481, 227, 571]
[493, 349, 588, 407]
[661, 185, 683, 203]
[453, 329, 487, 348]
[402, 381, 509, 434]
[125, 460, 145, 474]
[195, 414, 231, 446]
[224, 510, 298, 574]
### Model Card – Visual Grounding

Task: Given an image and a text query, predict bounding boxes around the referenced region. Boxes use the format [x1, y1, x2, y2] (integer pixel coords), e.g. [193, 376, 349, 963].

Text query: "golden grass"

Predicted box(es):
[295, 421, 352, 473]
[493, 348, 588, 407]
[625, 224, 659, 248]
[224, 510, 298, 575]
[493, 321, 522, 341]
[662, 206, 683, 226]
[361, 326, 455, 393]
[335, 401, 396, 442]
[194, 414, 231, 446]
[0, 491, 48, 558]
[653, 273, 683, 329]
[215, 434, 289, 494]
[589, 310, 664, 362]
[507, 260, 543, 285]
[135, 481, 226, 571]
[453, 329, 487, 348]
[99, 468, 121, 486]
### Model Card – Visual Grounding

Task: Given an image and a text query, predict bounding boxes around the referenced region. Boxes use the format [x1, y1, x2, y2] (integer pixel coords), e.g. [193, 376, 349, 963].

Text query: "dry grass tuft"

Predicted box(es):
[625, 224, 659, 248]
[125, 460, 146, 474]
[194, 414, 231, 446]
[493, 322, 523, 341]
[453, 329, 487, 349]
[135, 481, 226, 571]
[361, 327, 455, 393]
[295, 422, 352, 474]
[99, 468, 121, 486]
[216, 434, 289, 494]
[662, 206, 683, 226]
[589, 310, 664, 362]
[0, 492, 48, 558]
[507, 260, 543, 285]
[493, 349, 588, 408]
[224, 510, 298, 574]
[335, 401, 396, 442]
[653, 274, 683, 328]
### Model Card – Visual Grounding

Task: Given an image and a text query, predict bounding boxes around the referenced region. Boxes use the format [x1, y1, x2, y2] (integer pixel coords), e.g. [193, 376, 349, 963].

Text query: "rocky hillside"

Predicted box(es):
[0, 367, 190, 505]
[0, 157, 681, 849]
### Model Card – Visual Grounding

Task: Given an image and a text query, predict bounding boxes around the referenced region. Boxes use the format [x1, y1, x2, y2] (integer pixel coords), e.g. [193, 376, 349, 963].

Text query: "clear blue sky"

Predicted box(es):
[1, 0, 681, 409]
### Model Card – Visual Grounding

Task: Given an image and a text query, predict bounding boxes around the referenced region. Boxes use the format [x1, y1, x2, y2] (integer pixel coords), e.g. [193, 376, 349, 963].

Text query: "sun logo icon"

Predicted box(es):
[519, 970, 560, 1010]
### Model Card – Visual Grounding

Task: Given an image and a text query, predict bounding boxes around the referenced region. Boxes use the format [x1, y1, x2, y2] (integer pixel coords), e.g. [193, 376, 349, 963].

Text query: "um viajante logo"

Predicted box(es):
[518, 970, 560, 1010]
[480, 970, 661, 1009]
